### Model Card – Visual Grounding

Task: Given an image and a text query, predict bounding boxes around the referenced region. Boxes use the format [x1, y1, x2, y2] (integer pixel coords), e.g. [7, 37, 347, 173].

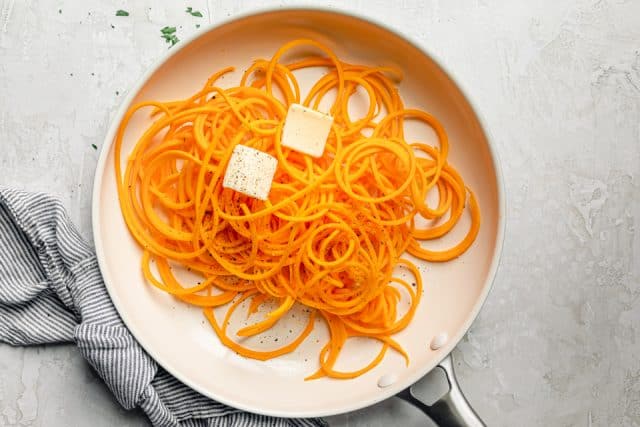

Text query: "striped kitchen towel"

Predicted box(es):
[0, 188, 326, 427]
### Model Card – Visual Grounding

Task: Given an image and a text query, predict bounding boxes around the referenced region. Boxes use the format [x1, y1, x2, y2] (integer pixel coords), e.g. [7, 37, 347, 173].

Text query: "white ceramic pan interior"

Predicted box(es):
[92, 8, 504, 419]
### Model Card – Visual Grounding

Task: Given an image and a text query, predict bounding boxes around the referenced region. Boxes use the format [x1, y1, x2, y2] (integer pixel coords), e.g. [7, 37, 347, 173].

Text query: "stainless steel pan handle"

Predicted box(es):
[396, 353, 485, 427]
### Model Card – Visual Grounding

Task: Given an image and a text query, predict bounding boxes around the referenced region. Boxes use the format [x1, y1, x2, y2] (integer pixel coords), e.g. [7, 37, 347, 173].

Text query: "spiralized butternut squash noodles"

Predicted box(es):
[115, 39, 480, 380]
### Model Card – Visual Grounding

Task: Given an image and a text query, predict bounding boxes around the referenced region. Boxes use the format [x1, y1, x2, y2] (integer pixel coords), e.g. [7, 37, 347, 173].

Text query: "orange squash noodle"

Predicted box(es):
[114, 39, 480, 380]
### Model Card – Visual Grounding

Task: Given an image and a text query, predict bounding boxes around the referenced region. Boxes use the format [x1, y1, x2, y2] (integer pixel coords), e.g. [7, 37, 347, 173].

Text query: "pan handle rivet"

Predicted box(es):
[430, 332, 448, 350]
[377, 373, 398, 388]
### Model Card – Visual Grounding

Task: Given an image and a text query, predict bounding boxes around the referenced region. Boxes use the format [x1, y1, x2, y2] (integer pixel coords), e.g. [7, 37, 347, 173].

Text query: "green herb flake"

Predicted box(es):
[160, 26, 179, 46]
[195, 24, 200, 28]
[186, 7, 203, 17]
[115, 10, 129, 16]
[58, 9, 62, 14]
[91, 144, 98, 150]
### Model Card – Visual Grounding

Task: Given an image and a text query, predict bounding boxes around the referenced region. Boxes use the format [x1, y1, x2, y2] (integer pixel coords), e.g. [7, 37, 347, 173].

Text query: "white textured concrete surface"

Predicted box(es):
[1, 0, 639, 426]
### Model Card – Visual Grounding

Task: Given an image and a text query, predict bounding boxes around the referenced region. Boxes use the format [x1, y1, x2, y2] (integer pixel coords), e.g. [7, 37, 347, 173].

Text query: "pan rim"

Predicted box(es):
[91, 5, 506, 418]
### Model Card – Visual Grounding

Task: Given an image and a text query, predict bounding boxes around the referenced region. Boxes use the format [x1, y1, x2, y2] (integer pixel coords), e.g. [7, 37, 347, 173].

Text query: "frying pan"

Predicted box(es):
[92, 7, 505, 426]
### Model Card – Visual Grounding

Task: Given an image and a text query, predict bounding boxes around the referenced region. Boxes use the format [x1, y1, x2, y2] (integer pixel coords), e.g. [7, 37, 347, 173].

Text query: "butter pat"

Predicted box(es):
[222, 145, 278, 200]
[281, 103, 333, 157]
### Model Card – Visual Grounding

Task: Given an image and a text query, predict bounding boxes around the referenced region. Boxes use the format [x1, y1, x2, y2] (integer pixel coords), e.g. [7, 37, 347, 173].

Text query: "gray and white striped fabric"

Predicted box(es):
[0, 188, 326, 427]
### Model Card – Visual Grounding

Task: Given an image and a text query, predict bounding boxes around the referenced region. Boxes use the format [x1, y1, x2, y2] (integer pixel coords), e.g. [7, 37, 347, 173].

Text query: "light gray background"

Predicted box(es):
[1, 0, 639, 426]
